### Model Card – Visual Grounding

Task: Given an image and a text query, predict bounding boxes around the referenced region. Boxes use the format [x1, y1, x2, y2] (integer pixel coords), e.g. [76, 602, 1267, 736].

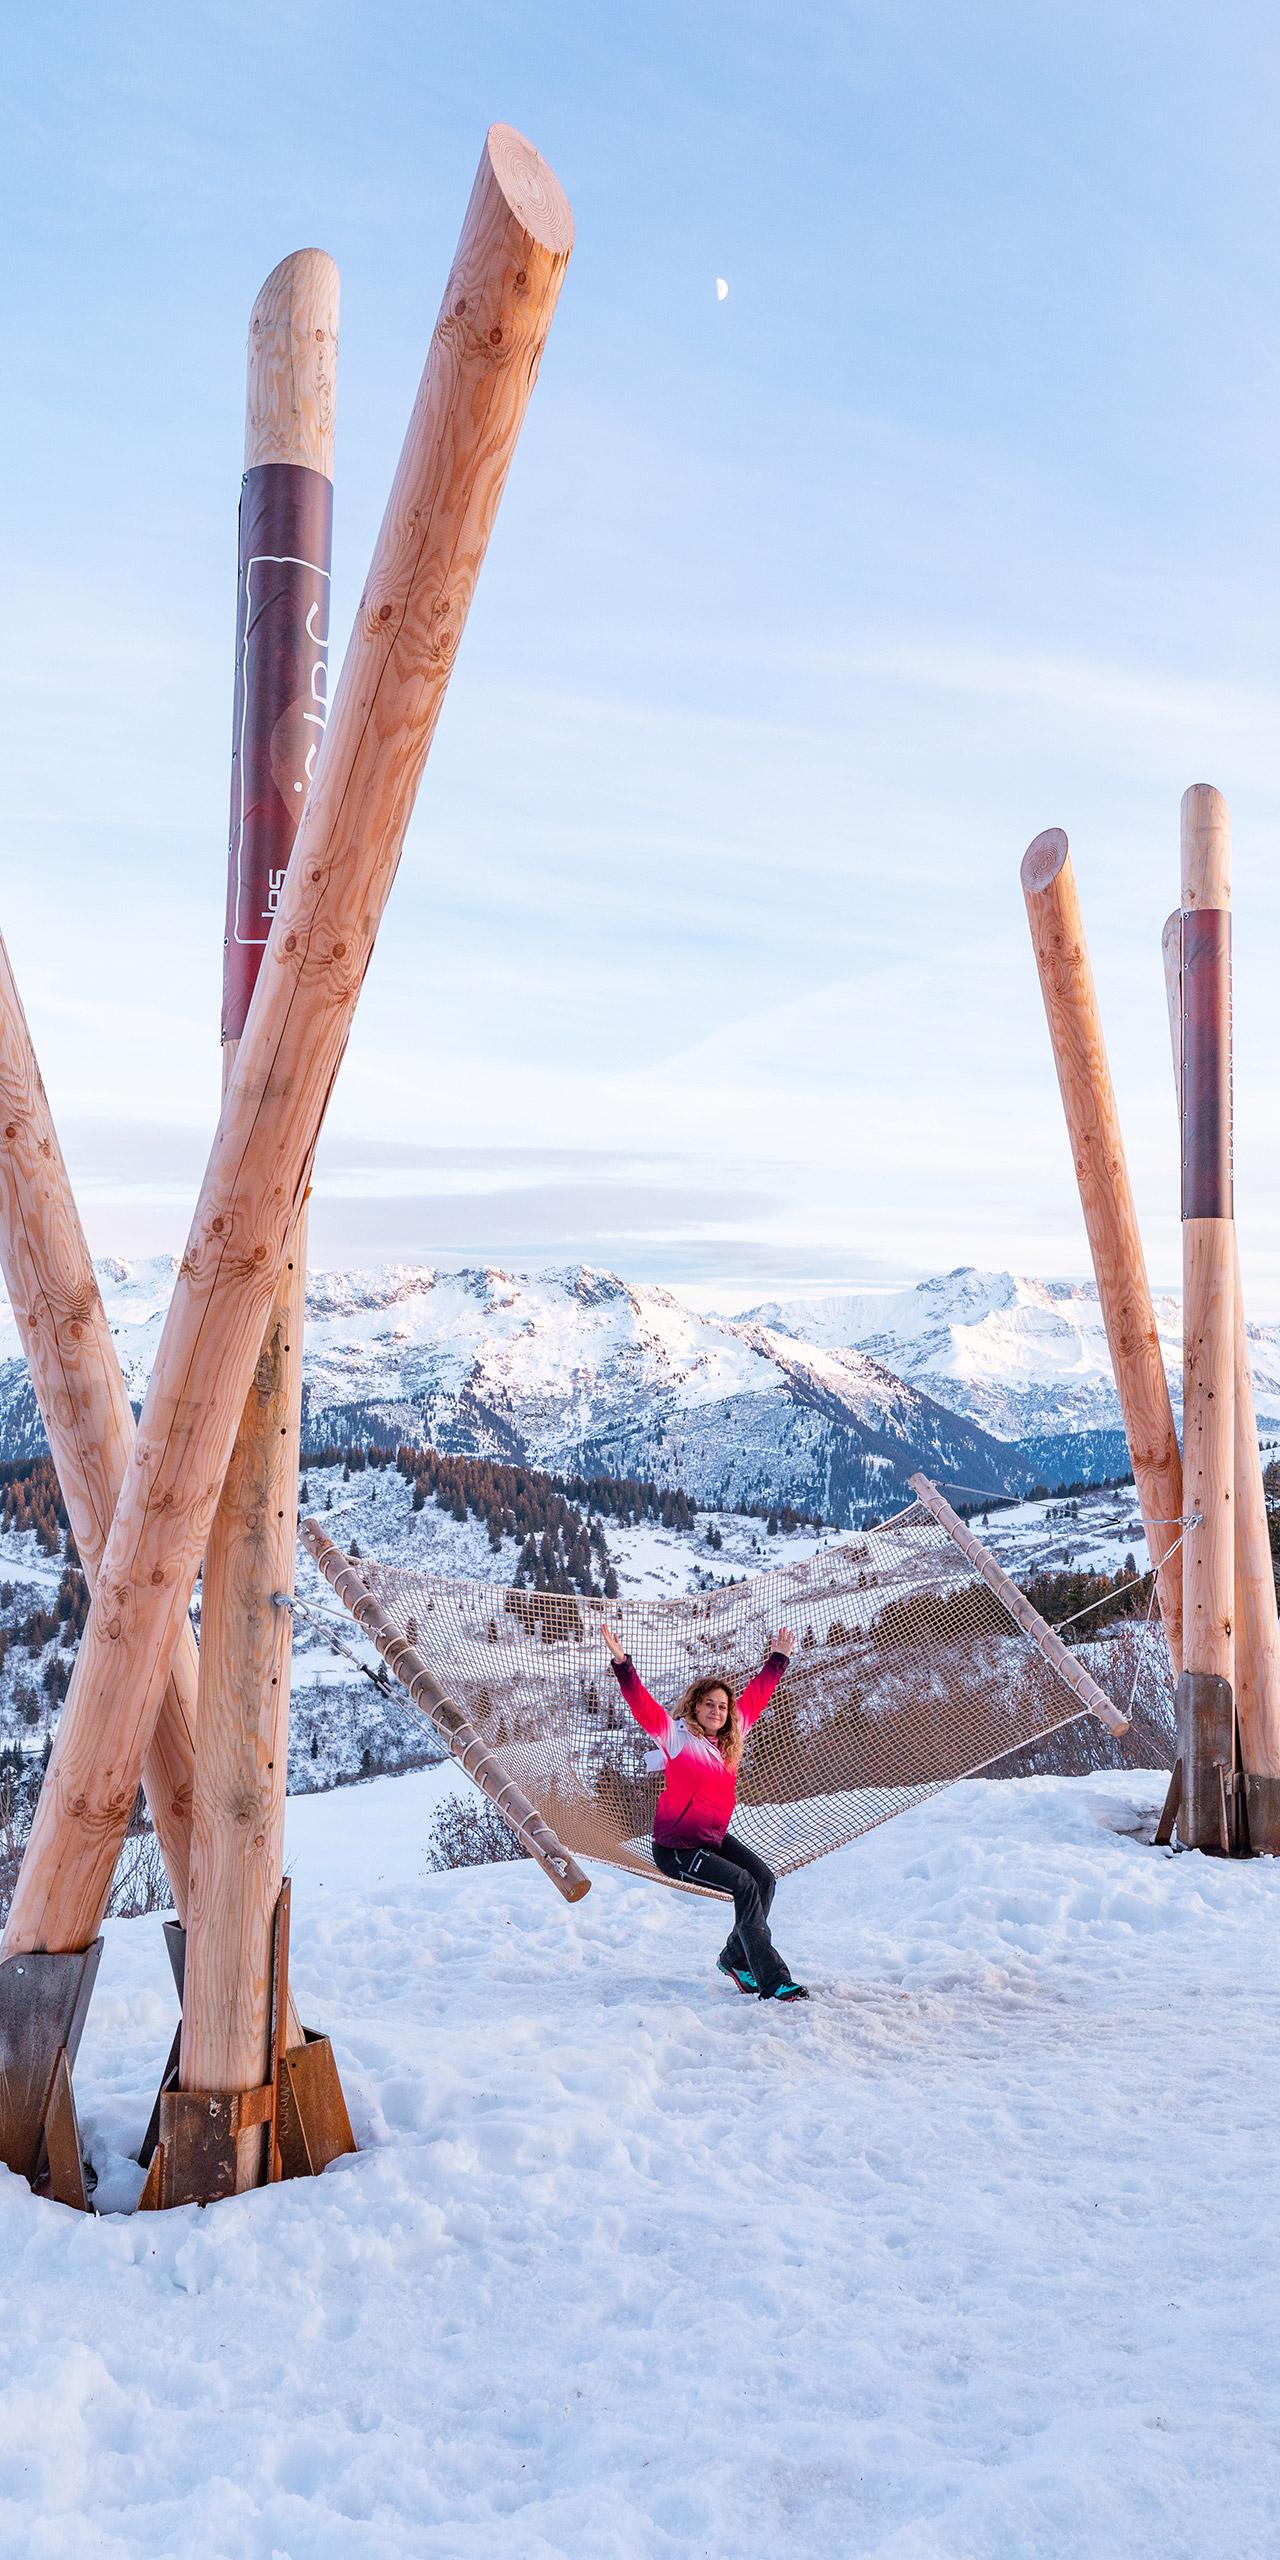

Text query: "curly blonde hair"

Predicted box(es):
[675, 1674, 743, 1772]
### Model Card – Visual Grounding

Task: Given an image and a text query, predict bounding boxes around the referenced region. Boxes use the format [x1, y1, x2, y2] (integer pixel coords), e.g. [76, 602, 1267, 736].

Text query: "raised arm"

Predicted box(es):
[736, 1625, 796, 1729]
[602, 1622, 675, 1747]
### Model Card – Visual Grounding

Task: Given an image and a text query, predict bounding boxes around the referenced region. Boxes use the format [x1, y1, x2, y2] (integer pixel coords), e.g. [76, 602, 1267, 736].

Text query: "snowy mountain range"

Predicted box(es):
[0, 1258, 1028, 1522]
[743, 1266, 1280, 1484]
[5, 1256, 1275, 1521]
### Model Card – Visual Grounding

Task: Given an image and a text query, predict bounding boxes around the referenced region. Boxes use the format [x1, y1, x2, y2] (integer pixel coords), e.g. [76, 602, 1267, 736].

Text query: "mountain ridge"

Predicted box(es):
[10, 1253, 1274, 1519]
[0, 1255, 1029, 1523]
[742, 1265, 1280, 1464]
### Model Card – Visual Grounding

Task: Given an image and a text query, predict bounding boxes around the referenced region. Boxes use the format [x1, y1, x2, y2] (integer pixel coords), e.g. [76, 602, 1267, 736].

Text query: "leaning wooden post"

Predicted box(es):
[1021, 829, 1184, 1672]
[1, 127, 573, 1983]
[178, 249, 338, 2182]
[1175, 785, 1236, 1846]
[0, 939, 198, 1907]
[1162, 911, 1280, 1789]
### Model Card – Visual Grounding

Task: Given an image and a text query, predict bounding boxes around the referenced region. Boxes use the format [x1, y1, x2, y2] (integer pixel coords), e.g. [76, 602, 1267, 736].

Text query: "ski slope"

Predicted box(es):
[3, 1766, 1278, 2558]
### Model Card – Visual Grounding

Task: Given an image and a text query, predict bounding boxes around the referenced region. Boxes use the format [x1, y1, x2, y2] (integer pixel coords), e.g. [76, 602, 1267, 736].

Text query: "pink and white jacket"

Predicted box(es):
[609, 1652, 788, 1849]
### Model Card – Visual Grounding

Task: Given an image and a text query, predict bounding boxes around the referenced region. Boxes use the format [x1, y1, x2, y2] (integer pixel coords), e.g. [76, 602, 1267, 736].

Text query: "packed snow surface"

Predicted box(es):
[4, 1767, 1278, 2557]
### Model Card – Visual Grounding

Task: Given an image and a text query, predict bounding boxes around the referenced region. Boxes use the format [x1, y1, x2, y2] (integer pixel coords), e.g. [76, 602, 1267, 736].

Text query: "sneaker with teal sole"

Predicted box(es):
[759, 1980, 810, 2001]
[716, 1955, 758, 1993]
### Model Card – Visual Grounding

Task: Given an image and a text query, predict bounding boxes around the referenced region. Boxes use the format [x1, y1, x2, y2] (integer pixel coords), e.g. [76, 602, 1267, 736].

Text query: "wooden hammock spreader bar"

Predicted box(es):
[1, 126, 573, 1965]
[300, 1522, 591, 1905]
[907, 1474, 1130, 1735]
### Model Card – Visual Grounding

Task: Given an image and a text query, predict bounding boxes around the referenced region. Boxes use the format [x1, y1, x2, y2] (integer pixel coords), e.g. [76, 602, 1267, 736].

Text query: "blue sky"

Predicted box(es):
[7, 3, 1280, 1304]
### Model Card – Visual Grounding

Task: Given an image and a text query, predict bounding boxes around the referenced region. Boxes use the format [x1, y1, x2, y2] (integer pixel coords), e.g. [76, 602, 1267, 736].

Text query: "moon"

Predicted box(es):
[714, 277, 729, 302]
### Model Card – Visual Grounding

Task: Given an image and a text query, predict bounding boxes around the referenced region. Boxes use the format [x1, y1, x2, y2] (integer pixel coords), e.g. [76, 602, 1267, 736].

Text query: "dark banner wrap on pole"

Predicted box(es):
[1180, 908, 1233, 1221]
[223, 462, 334, 1045]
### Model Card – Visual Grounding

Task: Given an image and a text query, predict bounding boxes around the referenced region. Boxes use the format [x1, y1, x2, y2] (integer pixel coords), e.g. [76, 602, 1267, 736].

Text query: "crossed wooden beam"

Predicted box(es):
[0, 126, 574, 2207]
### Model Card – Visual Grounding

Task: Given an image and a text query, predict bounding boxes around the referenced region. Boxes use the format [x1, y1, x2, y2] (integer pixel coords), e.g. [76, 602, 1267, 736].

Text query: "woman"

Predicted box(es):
[601, 1620, 808, 2001]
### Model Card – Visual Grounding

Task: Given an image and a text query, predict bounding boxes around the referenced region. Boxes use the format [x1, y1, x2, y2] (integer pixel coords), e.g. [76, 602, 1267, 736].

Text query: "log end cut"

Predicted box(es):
[1020, 828, 1070, 896]
[486, 123, 575, 255]
[1180, 784, 1230, 912]
[246, 248, 340, 476]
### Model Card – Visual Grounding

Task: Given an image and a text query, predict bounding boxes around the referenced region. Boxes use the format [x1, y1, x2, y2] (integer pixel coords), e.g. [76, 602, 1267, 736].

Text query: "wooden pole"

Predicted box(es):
[3, 126, 573, 1963]
[301, 1522, 592, 1899]
[907, 1474, 1129, 1732]
[0, 937, 197, 1910]
[1179, 787, 1235, 1699]
[1162, 914, 1280, 1777]
[1021, 829, 1184, 1672]
[179, 250, 338, 2167]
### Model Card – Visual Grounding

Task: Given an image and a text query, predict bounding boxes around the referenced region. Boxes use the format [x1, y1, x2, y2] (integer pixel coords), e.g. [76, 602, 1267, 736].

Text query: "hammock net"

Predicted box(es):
[302, 1494, 1120, 1889]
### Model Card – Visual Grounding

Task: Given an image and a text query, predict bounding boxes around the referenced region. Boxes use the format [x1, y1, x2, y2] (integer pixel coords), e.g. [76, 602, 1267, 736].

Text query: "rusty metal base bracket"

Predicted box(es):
[138, 2077, 275, 2211]
[137, 1920, 186, 2173]
[42, 2046, 93, 2211]
[1242, 1773, 1280, 1857]
[135, 1881, 355, 2208]
[1173, 1672, 1238, 1853]
[1154, 1759, 1182, 1848]
[267, 1875, 355, 2182]
[0, 1940, 102, 2203]
[277, 2031, 357, 2180]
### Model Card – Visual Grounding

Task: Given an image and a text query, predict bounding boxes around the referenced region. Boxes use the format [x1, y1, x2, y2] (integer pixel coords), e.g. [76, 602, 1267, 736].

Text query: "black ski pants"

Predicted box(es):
[652, 1830, 790, 1993]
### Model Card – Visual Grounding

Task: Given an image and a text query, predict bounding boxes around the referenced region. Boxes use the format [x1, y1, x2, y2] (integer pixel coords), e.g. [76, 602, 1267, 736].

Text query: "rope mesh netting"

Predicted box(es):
[302, 1497, 1111, 1889]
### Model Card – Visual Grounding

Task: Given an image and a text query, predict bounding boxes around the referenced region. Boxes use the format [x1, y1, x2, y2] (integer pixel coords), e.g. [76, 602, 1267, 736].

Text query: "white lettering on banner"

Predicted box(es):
[231, 552, 331, 947]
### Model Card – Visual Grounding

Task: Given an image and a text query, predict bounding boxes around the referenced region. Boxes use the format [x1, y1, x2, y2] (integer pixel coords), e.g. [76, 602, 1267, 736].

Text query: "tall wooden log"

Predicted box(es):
[3, 125, 573, 1963]
[180, 250, 338, 2164]
[1179, 787, 1235, 1694]
[1162, 913, 1280, 1776]
[1021, 829, 1184, 1672]
[0, 937, 197, 1909]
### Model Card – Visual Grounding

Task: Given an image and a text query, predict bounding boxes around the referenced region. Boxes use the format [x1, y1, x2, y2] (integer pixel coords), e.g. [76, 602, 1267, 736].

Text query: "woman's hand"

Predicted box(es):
[602, 1623, 629, 1663]
[772, 1626, 797, 1659]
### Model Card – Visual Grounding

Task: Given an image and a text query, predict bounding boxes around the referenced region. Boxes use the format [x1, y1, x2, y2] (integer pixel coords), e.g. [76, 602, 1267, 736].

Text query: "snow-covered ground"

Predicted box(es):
[5, 1764, 1279, 2557]
[979, 1485, 1153, 1580]
[294, 1456, 833, 1616]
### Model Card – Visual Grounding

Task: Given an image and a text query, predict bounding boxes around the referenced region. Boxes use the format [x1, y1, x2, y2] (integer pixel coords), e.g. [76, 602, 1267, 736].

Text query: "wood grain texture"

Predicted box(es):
[0, 932, 197, 1909]
[180, 248, 341, 2149]
[1226, 1279, 1277, 1764]
[245, 250, 339, 476]
[180, 1104, 306, 2140]
[1176, 792, 1236, 1691]
[1021, 832, 1184, 1673]
[1181, 784, 1231, 912]
[907, 1475, 1129, 1733]
[1162, 915, 1280, 1768]
[1183, 1218, 1235, 1682]
[3, 126, 573, 1960]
